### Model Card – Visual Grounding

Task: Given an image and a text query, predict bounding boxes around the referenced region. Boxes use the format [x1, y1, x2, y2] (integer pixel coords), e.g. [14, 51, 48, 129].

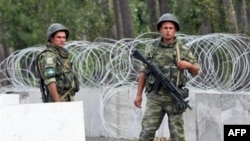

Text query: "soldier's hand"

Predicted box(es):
[134, 96, 142, 108]
[177, 60, 192, 70]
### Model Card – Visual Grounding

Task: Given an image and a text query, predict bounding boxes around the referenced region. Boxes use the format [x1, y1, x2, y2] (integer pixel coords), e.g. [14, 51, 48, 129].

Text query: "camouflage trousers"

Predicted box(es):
[139, 93, 185, 141]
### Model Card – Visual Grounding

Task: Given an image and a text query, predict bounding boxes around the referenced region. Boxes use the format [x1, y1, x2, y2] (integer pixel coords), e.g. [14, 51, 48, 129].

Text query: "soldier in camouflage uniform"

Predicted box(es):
[134, 13, 200, 141]
[37, 23, 79, 102]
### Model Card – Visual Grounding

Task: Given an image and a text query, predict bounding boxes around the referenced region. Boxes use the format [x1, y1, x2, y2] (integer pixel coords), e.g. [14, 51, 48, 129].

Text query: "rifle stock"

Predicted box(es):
[133, 50, 192, 110]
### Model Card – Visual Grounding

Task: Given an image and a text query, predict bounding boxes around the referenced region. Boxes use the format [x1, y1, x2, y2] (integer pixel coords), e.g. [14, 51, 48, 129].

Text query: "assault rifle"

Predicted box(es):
[132, 49, 192, 110]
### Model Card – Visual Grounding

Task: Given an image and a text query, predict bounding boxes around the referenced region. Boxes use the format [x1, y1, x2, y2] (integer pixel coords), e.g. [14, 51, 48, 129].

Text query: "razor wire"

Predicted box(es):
[1, 32, 250, 138]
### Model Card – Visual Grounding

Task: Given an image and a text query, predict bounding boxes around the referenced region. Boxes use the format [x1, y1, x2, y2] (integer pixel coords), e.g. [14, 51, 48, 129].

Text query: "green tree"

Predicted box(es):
[0, 0, 116, 50]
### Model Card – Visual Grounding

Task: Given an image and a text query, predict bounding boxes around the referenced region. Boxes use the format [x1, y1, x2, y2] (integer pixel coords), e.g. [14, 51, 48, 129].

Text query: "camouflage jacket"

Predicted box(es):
[37, 45, 79, 96]
[141, 37, 198, 94]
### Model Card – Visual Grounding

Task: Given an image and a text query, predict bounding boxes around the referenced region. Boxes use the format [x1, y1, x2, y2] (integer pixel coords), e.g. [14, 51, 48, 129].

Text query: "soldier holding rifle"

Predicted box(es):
[134, 13, 200, 141]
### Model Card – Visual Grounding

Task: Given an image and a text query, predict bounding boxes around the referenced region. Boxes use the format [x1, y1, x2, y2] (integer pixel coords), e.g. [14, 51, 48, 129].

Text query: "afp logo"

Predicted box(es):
[224, 125, 250, 141]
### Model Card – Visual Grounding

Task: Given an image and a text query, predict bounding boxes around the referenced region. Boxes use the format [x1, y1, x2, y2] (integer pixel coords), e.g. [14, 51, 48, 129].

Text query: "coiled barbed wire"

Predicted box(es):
[1, 32, 250, 138]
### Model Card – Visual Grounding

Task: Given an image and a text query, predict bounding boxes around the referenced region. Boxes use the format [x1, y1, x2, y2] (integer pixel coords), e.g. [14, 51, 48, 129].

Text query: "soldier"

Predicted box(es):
[134, 13, 200, 141]
[37, 23, 79, 102]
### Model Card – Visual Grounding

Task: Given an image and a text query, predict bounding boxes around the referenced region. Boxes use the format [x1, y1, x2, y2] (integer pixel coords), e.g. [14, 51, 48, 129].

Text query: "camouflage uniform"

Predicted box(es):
[139, 37, 198, 141]
[37, 45, 79, 102]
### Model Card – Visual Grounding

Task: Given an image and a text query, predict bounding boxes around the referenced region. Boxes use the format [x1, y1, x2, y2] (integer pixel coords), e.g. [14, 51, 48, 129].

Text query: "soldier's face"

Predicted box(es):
[159, 22, 176, 43]
[50, 31, 67, 47]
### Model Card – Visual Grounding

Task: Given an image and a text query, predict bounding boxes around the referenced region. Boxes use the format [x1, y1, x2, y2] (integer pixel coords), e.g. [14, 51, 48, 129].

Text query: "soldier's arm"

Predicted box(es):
[187, 63, 199, 76]
[177, 60, 200, 76]
[40, 51, 61, 102]
[47, 82, 61, 102]
[178, 46, 200, 76]
[134, 72, 146, 108]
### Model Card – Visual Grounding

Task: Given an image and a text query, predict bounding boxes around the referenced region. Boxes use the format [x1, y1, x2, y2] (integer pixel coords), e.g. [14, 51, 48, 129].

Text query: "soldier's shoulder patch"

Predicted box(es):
[45, 67, 56, 77]
[46, 57, 54, 65]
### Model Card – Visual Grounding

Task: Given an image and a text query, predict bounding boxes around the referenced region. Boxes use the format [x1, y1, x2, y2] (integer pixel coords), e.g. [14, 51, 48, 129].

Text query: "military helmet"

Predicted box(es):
[47, 23, 69, 42]
[157, 13, 180, 31]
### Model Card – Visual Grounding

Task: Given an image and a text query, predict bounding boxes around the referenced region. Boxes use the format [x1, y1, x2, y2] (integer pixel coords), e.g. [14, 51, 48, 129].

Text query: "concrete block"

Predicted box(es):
[7, 88, 250, 141]
[0, 101, 85, 141]
[0, 94, 19, 105]
[195, 93, 250, 141]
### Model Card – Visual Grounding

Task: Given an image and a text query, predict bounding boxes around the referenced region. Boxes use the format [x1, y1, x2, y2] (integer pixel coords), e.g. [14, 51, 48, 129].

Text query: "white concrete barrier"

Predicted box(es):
[0, 94, 19, 106]
[1, 88, 250, 141]
[0, 101, 85, 141]
[193, 92, 250, 141]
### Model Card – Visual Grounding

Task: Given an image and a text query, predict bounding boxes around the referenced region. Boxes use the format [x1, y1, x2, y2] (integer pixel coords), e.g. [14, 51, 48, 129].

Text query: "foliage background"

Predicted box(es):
[0, 0, 249, 57]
